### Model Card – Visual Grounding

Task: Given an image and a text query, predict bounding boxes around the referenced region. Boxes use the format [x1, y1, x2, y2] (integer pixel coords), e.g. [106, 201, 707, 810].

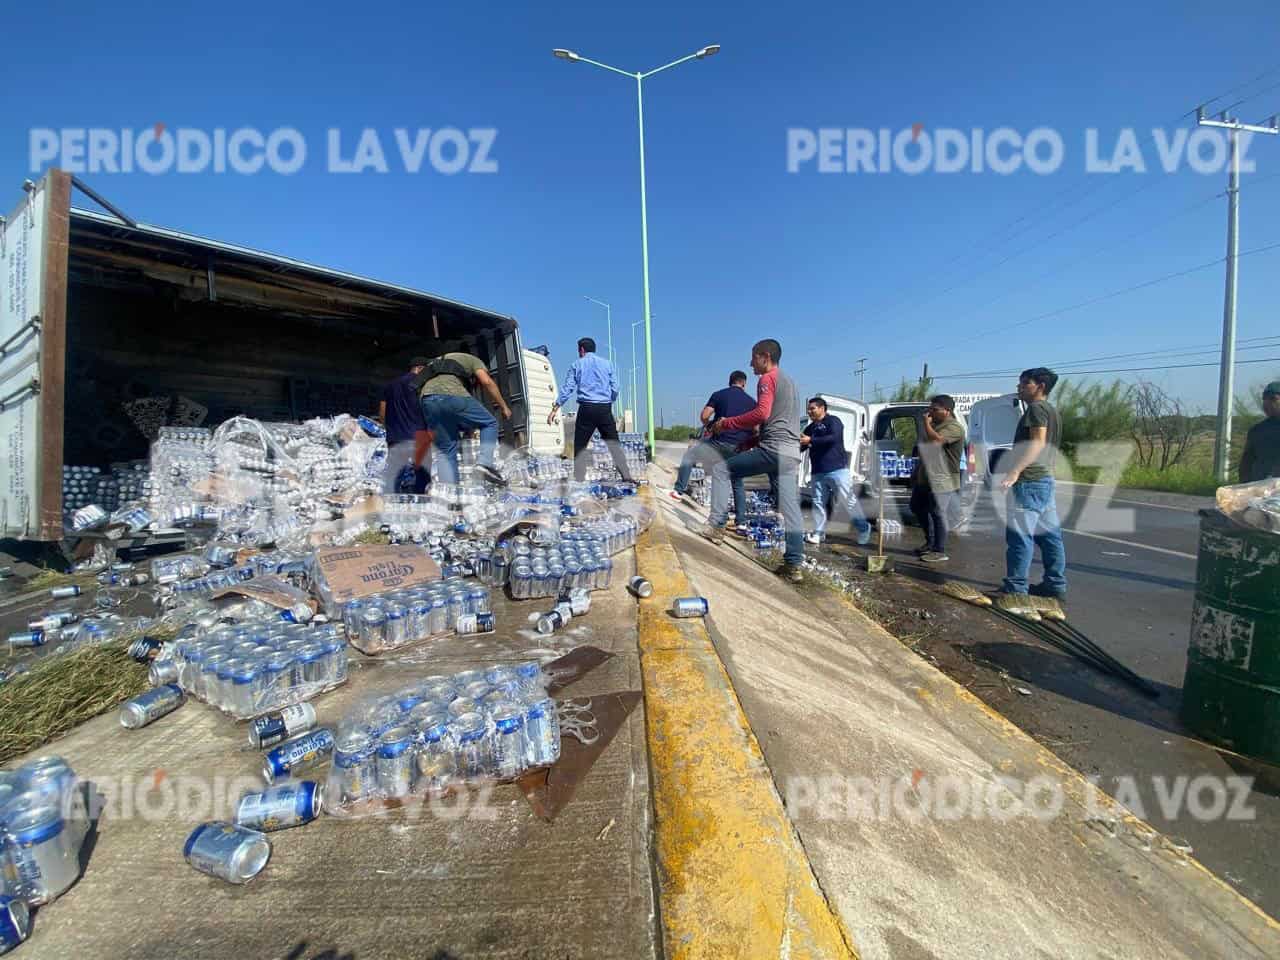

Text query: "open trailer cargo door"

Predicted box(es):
[1, 170, 70, 540]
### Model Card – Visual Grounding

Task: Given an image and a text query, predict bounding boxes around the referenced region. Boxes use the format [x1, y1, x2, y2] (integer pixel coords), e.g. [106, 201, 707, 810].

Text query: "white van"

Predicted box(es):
[800, 395, 977, 518]
[966, 393, 1025, 487]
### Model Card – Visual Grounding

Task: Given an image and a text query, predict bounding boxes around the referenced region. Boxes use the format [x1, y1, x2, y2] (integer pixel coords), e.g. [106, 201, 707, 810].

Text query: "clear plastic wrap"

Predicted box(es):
[169, 619, 348, 720]
[1216, 478, 1280, 535]
[341, 577, 494, 655]
[324, 660, 559, 815]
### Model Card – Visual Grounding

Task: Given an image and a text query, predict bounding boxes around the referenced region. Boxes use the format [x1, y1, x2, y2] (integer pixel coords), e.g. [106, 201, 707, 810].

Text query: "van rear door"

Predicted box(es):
[521, 348, 562, 455]
[1, 171, 70, 540]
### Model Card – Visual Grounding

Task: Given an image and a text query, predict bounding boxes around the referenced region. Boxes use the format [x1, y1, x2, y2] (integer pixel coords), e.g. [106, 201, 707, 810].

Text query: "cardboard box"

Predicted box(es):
[211, 576, 316, 616]
[312, 544, 441, 614]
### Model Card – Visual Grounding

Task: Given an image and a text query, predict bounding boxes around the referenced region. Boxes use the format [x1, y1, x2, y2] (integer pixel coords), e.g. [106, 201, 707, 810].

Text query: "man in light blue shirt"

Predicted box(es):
[548, 337, 636, 482]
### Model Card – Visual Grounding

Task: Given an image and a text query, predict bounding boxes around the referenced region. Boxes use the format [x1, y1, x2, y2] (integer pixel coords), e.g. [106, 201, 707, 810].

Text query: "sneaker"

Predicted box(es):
[698, 523, 725, 546]
[476, 463, 507, 486]
[667, 489, 685, 503]
[725, 526, 751, 540]
[777, 563, 805, 583]
[856, 527, 873, 546]
[920, 552, 949, 563]
[803, 531, 822, 545]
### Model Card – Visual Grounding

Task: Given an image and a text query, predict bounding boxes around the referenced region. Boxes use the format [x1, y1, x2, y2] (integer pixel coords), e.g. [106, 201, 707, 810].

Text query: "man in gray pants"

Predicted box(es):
[702, 338, 806, 583]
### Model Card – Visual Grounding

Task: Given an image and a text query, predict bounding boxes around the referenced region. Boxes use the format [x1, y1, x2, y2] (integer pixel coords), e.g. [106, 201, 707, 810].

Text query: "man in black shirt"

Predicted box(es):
[1239, 381, 1280, 483]
[380, 357, 430, 493]
[669, 371, 753, 525]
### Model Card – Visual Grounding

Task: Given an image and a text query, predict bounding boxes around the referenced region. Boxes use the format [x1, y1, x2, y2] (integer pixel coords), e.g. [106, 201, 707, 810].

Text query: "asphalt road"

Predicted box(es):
[654, 441, 1279, 917]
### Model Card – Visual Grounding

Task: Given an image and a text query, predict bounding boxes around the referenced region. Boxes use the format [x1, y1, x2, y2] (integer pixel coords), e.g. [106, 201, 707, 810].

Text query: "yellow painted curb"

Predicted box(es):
[635, 488, 859, 959]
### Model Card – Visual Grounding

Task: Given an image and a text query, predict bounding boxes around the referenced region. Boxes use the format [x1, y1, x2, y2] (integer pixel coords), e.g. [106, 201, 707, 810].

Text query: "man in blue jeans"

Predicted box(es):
[801, 396, 871, 546]
[702, 338, 807, 584]
[417, 351, 512, 487]
[999, 367, 1067, 598]
[669, 370, 754, 522]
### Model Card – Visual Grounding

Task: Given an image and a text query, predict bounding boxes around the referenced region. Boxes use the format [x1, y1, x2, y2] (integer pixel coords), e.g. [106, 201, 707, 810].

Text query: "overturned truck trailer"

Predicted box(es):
[2, 169, 550, 541]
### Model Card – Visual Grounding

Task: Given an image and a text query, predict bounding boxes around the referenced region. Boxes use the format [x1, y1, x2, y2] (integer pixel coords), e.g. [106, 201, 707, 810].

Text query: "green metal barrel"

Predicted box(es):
[1181, 508, 1280, 763]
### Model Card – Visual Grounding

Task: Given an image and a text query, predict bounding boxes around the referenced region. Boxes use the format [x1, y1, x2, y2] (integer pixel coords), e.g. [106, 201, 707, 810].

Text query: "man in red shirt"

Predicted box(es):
[702, 339, 806, 583]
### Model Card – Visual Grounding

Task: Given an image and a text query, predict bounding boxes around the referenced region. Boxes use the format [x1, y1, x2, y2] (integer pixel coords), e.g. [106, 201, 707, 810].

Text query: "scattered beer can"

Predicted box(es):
[455, 612, 495, 635]
[627, 576, 654, 599]
[248, 703, 318, 750]
[28, 611, 78, 632]
[235, 781, 323, 832]
[119, 684, 186, 729]
[183, 821, 271, 884]
[563, 588, 591, 617]
[671, 597, 709, 618]
[0, 896, 31, 954]
[7, 630, 45, 650]
[535, 610, 566, 635]
[148, 659, 180, 686]
[2, 802, 79, 904]
[49, 585, 82, 600]
[263, 728, 336, 784]
[126, 635, 166, 663]
[278, 602, 314, 624]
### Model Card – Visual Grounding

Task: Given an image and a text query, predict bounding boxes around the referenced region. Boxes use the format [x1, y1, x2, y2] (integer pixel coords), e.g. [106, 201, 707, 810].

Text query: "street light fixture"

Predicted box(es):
[552, 43, 721, 454]
[583, 295, 618, 419]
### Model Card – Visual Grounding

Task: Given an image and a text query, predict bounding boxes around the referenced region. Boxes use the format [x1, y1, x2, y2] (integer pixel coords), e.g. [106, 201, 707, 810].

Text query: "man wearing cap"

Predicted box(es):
[1239, 381, 1280, 483]
[380, 357, 431, 493]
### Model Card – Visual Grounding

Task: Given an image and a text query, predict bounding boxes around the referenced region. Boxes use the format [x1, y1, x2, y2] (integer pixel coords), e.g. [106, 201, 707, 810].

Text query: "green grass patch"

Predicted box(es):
[1063, 461, 1221, 496]
[1115, 464, 1221, 497]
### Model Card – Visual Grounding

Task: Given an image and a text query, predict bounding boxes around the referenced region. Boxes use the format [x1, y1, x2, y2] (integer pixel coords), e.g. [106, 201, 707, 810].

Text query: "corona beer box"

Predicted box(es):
[311, 544, 441, 617]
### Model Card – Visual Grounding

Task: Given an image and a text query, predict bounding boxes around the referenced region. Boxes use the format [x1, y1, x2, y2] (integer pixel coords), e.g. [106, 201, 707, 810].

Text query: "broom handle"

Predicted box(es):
[878, 493, 885, 557]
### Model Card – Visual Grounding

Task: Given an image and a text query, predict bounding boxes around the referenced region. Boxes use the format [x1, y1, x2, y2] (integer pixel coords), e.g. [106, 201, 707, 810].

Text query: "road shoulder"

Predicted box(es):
[649, 461, 1280, 960]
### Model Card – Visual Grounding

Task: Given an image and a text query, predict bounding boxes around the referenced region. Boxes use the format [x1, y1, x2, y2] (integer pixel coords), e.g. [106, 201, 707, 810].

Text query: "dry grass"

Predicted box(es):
[0, 629, 174, 764]
[26, 569, 96, 592]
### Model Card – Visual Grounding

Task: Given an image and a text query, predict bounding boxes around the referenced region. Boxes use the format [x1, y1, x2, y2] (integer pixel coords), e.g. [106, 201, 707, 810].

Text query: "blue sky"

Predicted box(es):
[6, 0, 1280, 429]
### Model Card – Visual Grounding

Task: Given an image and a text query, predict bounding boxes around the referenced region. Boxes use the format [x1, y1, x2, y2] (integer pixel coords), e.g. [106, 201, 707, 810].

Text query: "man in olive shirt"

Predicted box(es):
[417, 351, 512, 487]
[999, 367, 1067, 598]
[1238, 381, 1280, 483]
[910, 394, 966, 563]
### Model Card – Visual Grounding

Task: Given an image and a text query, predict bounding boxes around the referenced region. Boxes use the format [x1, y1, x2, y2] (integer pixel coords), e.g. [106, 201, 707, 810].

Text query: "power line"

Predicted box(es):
[1186, 63, 1280, 116]
[934, 355, 1280, 382]
[1219, 78, 1280, 117]
[879, 239, 1280, 380]
[853, 63, 1280, 334]
[940, 335, 1280, 379]
[862, 166, 1280, 377]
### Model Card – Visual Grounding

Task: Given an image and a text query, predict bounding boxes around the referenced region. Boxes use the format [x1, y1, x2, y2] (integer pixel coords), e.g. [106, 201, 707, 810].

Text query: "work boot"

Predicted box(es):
[777, 563, 804, 584]
[1028, 582, 1067, 601]
[698, 523, 725, 546]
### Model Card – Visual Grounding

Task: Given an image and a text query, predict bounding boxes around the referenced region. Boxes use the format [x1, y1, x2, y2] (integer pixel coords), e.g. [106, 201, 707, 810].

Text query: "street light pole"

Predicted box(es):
[553, 44, 721, 454]
[584, 295, 617, 419]
[1196, 107, 1279, 480]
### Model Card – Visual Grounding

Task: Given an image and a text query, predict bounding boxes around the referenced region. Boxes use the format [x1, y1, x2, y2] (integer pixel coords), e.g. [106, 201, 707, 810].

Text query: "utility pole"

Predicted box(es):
[855, 357, 866, 402]
[1197, 107, 1279, 481]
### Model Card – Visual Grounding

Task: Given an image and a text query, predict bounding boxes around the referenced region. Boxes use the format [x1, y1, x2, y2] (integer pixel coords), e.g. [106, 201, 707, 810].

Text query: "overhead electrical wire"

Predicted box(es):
[934, 355, 1280, 383]
[853, 63, 1280, 356]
